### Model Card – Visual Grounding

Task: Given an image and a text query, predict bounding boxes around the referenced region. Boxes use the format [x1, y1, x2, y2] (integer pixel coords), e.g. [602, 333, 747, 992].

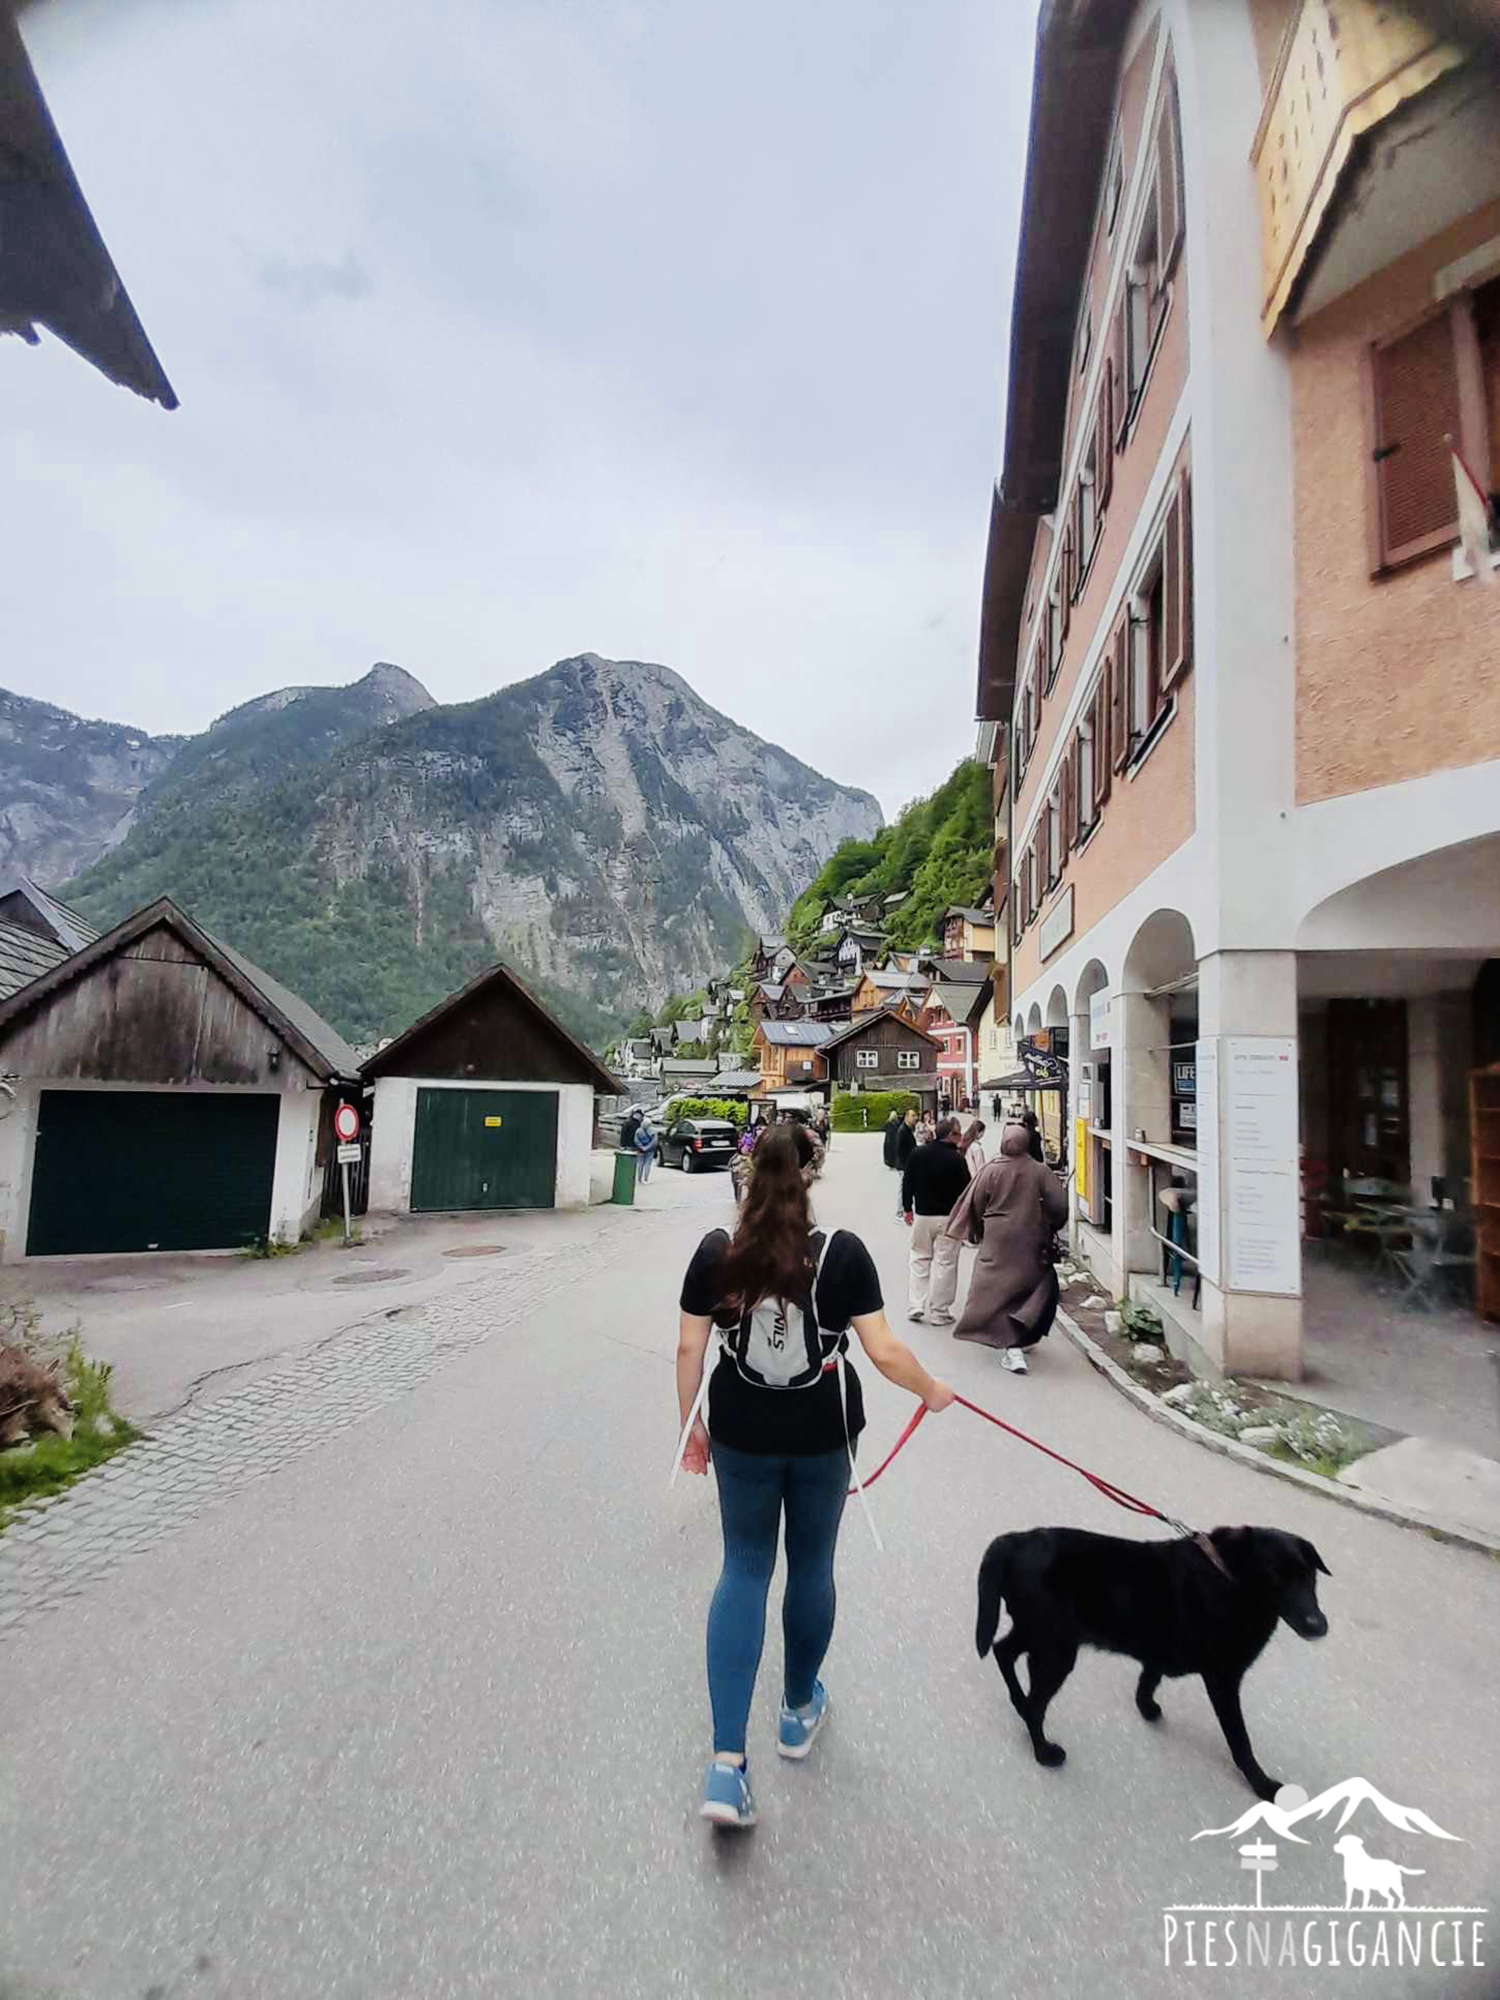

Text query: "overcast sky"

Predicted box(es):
[4, 0, 1036, 819]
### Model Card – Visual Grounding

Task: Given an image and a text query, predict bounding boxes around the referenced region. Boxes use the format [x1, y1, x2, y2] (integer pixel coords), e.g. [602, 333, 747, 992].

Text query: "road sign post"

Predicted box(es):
[333, 1105, 361, 1245]
[1238, 1840, 1278, 1910]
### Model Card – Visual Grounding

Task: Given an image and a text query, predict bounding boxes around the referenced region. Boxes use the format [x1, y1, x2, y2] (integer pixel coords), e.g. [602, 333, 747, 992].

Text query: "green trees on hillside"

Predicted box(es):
[787, 760, 993, 954]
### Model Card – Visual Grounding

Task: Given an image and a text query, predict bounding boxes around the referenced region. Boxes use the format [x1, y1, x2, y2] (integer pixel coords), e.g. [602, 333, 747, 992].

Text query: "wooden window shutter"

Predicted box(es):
[1110, 618, 1130, 771]
[1036, 808, 1049, 898]
[1058, 529, 1073, 648]
[1367, 311, 1461, 570]
[1064, 737, 1080, 848]
[1093, 680, 1112, 808]
[1096, 357, 1114, 509]
[1156, 70, 1183, 280]
[1161, 470, 1193, 695]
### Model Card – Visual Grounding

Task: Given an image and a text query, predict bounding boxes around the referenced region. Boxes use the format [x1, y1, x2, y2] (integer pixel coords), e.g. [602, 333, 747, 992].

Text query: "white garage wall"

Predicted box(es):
[367, 1077, 594, 1213]
[0, 1079, 322, 1262]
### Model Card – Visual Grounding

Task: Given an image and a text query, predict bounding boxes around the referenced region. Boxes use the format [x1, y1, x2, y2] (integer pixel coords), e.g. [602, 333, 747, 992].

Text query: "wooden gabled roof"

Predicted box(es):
[361, 960, 620, 1093]
[0, 896, 359, 1078]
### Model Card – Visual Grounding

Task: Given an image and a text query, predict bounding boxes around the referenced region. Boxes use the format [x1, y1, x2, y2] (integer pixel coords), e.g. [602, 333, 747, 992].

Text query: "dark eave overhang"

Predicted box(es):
[976, 0, 1128, 727]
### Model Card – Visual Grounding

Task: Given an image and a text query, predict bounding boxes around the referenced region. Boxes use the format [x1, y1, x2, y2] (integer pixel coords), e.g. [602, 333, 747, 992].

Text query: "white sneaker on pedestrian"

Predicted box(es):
[1002, 1348, 1029, 1374]
[928, 1312, 955, 1326]
[908, 1309, 925, 1324]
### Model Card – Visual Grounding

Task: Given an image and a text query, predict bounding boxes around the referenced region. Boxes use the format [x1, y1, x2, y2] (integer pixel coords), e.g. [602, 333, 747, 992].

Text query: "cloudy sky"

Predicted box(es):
[5, 0, 1036, 819]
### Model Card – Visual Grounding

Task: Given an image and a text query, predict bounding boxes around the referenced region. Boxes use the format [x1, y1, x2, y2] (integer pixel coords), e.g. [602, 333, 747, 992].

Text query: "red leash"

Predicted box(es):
[852, 1392, 1174, 1524]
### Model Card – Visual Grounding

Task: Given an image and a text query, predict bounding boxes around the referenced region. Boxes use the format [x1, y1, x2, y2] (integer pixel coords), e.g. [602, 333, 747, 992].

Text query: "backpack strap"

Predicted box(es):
[835, 1349, 883, 1553]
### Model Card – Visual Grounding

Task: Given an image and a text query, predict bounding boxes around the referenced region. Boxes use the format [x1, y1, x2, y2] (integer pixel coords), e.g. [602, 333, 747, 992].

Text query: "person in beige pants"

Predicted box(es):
[901, 1116, 972, 1325]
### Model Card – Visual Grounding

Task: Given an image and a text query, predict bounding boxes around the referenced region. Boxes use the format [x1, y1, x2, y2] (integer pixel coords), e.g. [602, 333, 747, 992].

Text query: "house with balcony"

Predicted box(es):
[941, 906, 997, 962]
[974, 0, 1500, 1379]
[918, 959, 993, 1108]
[851, 968, 929, 1017]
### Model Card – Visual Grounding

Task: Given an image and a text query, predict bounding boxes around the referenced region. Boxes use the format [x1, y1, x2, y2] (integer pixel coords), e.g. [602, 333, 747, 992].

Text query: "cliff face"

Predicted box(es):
[0, 688, 182, 887]
[61, 654, 881, 1045]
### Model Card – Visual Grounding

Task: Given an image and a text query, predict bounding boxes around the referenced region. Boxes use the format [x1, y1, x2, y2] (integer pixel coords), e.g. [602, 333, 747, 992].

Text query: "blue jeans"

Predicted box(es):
[635, 1150, 653, 1183]
[707, 1442, 850, 1756]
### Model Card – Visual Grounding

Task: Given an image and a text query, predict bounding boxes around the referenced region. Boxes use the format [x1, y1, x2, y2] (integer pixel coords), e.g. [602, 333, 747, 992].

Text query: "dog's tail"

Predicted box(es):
[1398, 1867, 1426, 1878]
[975, 1537, 1009, 1657]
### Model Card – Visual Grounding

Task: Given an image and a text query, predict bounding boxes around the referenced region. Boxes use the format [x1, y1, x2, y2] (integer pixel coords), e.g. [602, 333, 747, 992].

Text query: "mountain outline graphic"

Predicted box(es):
[1194, 1778, 1463, 1845]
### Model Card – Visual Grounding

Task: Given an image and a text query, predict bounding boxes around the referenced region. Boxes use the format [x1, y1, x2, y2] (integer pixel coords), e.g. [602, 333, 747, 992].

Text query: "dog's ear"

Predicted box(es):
[1298, 1536, 1331, 1577]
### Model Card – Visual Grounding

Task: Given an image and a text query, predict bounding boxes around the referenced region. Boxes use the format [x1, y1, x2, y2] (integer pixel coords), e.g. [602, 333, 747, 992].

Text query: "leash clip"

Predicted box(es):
[1168, 1518, 1233, 1580]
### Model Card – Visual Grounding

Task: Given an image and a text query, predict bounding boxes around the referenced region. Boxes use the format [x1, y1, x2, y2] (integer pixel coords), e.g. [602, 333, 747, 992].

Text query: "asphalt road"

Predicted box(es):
[2, 1137, 1497, 2000]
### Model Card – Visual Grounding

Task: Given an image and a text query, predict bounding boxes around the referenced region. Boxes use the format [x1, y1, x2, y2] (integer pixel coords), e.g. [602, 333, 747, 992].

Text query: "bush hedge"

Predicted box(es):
[831, 1090, 918, 1133]
[667, 1096, 749, 1129]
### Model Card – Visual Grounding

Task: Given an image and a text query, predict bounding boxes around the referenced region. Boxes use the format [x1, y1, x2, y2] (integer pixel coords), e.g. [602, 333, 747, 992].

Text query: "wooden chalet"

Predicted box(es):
[822, 1010, 940, 1101]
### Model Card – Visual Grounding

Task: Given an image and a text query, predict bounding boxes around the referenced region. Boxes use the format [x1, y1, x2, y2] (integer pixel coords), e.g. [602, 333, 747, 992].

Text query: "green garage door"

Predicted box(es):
[28, 1090, 281, 1256]
[410, 1088, 558, 1212]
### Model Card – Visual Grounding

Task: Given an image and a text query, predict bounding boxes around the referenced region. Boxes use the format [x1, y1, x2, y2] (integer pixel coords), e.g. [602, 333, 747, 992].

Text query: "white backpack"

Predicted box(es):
[721, 1232, 839, 1389]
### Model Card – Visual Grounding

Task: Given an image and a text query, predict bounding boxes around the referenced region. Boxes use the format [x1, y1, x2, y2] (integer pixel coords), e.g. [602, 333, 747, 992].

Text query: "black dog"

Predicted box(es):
[975, 1526, 1329, 1799]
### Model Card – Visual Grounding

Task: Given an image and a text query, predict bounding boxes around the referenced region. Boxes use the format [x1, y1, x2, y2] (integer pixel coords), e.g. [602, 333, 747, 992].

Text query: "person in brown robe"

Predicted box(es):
[944, 1124, 1069, 1373]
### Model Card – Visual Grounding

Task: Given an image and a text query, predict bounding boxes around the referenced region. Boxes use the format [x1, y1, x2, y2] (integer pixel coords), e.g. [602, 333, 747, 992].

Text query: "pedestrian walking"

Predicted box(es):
[1020, 1108, 1045, 1163]
[901, 1115, 972, 1325]
[881, 1108, 901, 1169]
[960, 1118, 987, 1178]
[633, 1117, 658, 1185]
[944, 1124, 1068, 1374]
[916, 1110, 936, 1146]
[991, 1093, 1003, 1123]
[622, 1106, 643, 1153]
[892, 1107, 918, 1217]
[675, 1123, 955, 1829]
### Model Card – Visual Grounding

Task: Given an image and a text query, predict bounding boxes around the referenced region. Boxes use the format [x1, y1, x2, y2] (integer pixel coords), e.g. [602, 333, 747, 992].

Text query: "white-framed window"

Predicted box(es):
[855, 1047, 878, 1070]
[1047, 786, 1062, 888]
[1078, 715, 1095, 833]
[1076, 445, 1098, 580]
[896, 1049, 921, 1071]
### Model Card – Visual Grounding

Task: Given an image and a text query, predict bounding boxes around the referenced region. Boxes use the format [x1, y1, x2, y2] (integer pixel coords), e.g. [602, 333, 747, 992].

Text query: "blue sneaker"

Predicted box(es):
[778, 1680, 830, 1760]
[700, 1760, 757, 1827]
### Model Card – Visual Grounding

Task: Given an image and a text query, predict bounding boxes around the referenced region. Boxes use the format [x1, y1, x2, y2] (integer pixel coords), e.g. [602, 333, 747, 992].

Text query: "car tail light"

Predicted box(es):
[693, 1138, 703, 1151]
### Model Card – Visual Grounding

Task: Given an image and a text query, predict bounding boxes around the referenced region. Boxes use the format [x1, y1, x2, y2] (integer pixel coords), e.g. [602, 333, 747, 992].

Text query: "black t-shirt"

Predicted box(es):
[680, 1227, 882, 1455]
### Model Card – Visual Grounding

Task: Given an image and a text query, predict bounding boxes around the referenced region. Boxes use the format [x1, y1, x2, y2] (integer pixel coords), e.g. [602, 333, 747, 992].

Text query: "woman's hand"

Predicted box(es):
[680, 1418, 711, 1476]
[923, 1377, 957, 1413]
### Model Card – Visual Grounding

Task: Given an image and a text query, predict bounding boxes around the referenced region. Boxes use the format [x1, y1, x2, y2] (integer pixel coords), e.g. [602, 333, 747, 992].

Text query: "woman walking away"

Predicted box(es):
[633, 1117, 658, 1185]
[960, 1118, 987, 1178]
[675, 1124, 954, 1829]
[944, 1124, 1068, 1376]
[882, 1108, 901, 1169]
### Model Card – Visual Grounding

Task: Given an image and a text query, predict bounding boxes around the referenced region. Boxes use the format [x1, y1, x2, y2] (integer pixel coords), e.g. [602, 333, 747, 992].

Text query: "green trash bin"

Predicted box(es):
[612, 1150, 637, 1205]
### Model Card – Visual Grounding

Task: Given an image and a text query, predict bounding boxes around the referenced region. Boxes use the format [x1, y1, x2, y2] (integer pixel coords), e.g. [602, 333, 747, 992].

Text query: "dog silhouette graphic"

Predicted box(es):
[1333, 1834, 1425, 1909]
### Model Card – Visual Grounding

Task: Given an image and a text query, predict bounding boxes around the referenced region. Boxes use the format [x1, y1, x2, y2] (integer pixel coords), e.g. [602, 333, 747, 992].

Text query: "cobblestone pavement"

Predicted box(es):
[0, 1207, 680, 1644]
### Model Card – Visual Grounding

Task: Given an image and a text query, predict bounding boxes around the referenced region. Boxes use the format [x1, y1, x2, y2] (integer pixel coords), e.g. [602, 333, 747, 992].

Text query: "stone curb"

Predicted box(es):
[1055, 1304, 1500, 1562]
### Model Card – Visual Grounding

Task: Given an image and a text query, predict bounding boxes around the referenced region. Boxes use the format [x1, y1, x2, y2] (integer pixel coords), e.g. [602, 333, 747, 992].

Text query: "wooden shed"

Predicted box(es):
[361, 964, 620, 1214]
[0, 898, 358, 1258]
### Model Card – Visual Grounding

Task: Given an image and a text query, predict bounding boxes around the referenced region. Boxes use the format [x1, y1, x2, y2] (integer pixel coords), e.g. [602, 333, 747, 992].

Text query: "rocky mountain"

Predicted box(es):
[0, 664, 434, 890]
[0, 689, 183, 888]
[61, 654, 882, 1047]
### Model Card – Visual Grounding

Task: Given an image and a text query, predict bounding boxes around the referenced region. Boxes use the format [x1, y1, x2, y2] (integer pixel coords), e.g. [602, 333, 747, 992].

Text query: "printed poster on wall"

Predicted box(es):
[1194, 1040, 1220, 1285]
[1224, 1036, 1299, 1295]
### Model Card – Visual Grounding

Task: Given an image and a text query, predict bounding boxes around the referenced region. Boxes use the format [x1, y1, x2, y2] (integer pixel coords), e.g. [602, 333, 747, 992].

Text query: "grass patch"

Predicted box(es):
[0, 1339, 139, 1532]
[239, 1232, 301, 1259]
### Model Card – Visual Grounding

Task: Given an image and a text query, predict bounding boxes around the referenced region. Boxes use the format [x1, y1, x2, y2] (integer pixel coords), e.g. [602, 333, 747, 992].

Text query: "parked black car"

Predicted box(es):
[661, 1118, 738, 1172]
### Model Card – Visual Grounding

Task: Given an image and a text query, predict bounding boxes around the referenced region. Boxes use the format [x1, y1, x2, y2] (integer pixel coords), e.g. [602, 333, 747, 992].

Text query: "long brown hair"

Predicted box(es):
[719, 1123, 817, 1307]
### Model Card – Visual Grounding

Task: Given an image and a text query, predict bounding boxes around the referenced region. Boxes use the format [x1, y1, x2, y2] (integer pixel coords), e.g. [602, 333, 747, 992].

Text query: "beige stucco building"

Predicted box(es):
[976, 0, 1500, 1377]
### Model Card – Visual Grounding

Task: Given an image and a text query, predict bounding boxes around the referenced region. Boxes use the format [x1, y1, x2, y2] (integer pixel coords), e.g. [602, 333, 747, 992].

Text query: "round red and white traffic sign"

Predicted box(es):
[334, 1102, 361, 1143]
